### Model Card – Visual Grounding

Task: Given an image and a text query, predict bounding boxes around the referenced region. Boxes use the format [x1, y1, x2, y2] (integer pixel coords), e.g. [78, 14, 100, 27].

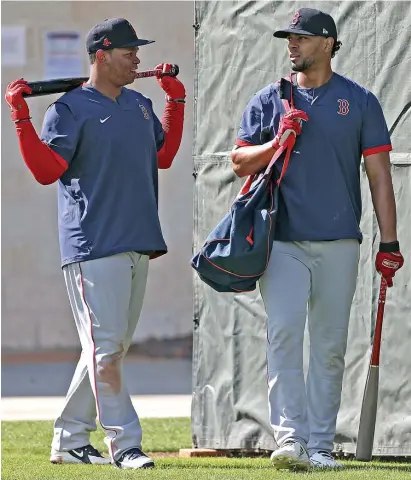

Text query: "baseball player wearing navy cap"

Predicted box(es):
[5, 18, 186, 469]
[231, 8, 404, 471]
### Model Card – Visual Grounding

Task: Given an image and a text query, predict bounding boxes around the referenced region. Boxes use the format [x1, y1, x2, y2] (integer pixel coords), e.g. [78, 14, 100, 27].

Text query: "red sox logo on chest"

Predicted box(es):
[337, 99, 350, 115]
[138, 103, 150, 120]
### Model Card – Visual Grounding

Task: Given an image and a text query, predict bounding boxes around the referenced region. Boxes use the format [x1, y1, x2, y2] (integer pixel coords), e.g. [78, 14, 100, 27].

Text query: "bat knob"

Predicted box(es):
[160, 64, 179, 77]
[170, 64, 179, 77]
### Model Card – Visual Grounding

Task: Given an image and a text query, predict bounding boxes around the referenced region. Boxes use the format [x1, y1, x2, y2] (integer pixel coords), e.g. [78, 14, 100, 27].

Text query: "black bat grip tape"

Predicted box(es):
[23, 78, 87, 97]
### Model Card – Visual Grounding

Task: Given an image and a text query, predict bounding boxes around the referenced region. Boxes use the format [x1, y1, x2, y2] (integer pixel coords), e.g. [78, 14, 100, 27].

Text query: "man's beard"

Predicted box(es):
[291, 58, 314, 72]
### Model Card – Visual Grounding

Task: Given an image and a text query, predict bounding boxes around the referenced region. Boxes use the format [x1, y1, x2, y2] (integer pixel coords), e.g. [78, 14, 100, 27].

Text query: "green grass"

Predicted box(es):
[2, 418, 410, 479]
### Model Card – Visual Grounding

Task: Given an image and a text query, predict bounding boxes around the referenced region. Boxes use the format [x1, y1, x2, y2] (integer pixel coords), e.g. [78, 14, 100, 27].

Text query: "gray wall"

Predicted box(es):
[1, 1, 195, 352]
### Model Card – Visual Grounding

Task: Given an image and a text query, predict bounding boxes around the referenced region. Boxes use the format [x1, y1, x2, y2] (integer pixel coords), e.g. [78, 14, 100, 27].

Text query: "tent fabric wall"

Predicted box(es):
[191, 1, 411, 456]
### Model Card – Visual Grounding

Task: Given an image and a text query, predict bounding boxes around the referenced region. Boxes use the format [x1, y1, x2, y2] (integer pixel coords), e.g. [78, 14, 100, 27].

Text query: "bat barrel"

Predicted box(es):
[355, 367, 379, 461]
[24, 78, 88, 97]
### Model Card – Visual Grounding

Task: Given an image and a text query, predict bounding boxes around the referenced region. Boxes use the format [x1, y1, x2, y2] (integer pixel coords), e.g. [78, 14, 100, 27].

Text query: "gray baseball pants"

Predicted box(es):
[51, 251, 149, 461]
[259, 240, 360, 455]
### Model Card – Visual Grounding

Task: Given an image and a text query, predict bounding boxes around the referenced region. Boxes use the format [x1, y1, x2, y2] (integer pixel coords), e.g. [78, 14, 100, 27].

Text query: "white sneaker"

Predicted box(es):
[310, 451, 344, 469]
[50, 444, 111, 465]
[114, 447, 154, 469]
[270, 441, 311, 471]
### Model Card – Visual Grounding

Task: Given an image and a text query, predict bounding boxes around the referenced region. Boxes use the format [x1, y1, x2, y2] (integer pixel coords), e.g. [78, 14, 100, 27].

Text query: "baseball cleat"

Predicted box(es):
[270, 440, 311, 471]
[114, 447, 154, 469]
[310, 451, 344, 469]
[50, 444, 111, 464]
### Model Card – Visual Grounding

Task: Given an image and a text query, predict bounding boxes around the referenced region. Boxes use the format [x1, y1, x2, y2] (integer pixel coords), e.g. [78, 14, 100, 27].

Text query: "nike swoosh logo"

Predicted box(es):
[100, 116, 111, 123]
[70, 449, 87, 462]
[88, 98, 100, 103]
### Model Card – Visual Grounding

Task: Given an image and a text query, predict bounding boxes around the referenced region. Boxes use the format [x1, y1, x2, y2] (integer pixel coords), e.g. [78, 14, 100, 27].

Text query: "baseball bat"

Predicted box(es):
[355, 277, 388, 461]
[22, 64, 179, 98]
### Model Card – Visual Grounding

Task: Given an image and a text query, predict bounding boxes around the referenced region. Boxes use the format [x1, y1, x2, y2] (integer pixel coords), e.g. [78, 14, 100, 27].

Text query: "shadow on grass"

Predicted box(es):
[156, 462, 274, 470]
[154, 456, 411, 473]
[341, 461, 411, 472]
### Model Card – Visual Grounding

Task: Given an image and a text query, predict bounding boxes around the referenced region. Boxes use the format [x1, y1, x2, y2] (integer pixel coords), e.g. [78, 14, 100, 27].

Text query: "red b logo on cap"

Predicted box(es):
[291, 11, 301, 26]
[103, 38, 111, 47]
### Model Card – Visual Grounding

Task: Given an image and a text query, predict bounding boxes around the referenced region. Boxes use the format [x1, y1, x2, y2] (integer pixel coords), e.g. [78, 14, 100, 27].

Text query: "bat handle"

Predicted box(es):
[134, 64, 179, 80]
[370, 278, 387, 366]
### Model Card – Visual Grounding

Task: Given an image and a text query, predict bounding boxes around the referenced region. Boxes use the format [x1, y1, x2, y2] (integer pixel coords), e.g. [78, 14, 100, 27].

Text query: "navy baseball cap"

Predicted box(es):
[274, 8, 338, 39]
[86, 18, 154, 54]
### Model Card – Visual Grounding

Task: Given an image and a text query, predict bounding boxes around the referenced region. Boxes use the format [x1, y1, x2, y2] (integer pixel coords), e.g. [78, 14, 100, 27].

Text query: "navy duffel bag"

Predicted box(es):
[191, 89, 297, 293]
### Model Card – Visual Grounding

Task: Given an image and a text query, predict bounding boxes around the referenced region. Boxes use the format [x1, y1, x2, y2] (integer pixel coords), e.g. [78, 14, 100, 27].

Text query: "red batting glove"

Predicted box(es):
[5, 79, 32, 122]
[155, 63, 186, 100]
[376, 247, 404, 287]
[273, 109, 309, 150]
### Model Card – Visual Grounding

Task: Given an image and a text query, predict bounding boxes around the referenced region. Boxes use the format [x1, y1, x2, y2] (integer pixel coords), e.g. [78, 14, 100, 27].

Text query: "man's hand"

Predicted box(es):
[155, 63, 186, 100]
[273, 109, 309, 150]
[376, 242, 404, 287]
[5, 79, 32, 122]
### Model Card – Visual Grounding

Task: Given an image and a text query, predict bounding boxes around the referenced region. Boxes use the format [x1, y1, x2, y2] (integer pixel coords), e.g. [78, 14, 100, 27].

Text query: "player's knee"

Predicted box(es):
[323, 353, 345, 372]
[311, 328, 348, 374]
[96, 347, 124, 394]
[318, 344, 346, 375]
[267, 315, 305, 350]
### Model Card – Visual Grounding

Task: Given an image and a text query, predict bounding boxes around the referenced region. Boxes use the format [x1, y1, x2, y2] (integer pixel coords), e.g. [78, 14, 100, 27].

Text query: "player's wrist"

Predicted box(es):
[379, 241, 400, 253]
[14, 117, 31, 123]
[10, 104, 30, 122]
[165, 95, 186, 104]
[272, 135, 281, 150]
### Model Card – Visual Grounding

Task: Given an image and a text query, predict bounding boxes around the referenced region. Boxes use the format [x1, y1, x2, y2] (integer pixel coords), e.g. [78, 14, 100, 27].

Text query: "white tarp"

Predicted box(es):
[191, 0, 411, 456]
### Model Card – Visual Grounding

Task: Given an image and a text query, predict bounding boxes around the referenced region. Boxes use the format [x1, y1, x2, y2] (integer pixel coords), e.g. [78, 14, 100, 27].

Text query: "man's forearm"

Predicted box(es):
[368, 171, 398, 243]
[230, 141, 277, 177]
[157, 101, 184, 169]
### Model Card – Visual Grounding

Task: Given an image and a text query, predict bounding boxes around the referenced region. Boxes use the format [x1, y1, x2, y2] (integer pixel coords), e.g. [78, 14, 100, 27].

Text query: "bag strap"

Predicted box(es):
[263, 128, 294, 185]
[264, 73, 297, 184]
[278, 73, 296, 109]
[238, 74, 297, 196]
